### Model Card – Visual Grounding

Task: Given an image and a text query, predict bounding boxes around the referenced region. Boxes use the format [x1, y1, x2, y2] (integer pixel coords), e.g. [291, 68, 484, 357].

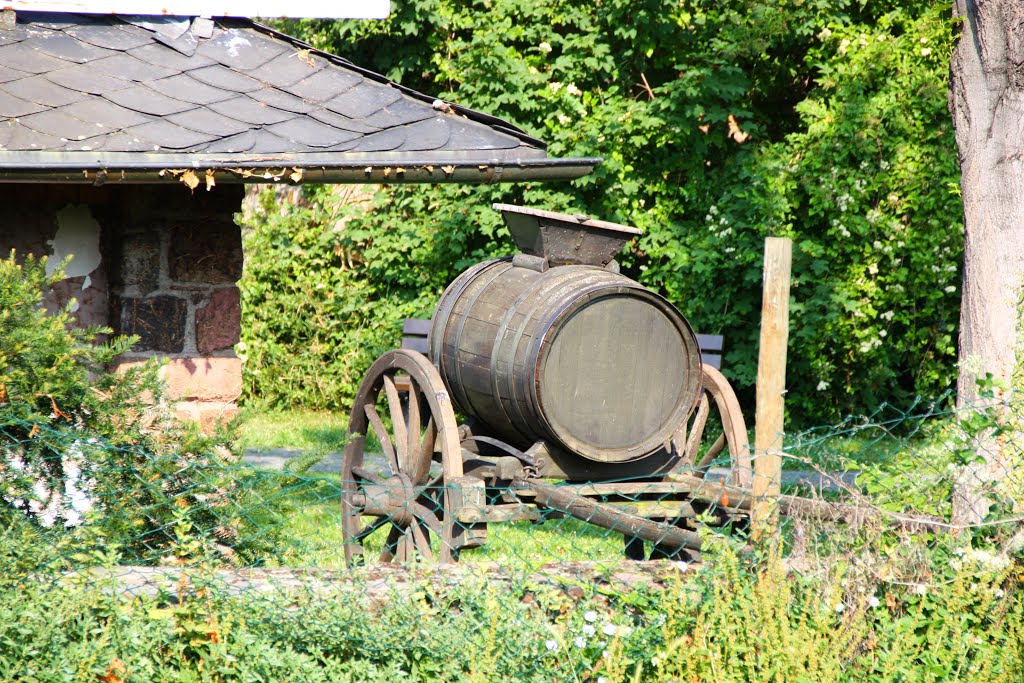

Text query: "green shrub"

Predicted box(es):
[0, 252, 260, 565]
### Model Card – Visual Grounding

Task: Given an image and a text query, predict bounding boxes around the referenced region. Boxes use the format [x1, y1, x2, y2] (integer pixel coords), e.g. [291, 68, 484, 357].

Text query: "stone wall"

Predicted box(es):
[0, 183, 245, 430]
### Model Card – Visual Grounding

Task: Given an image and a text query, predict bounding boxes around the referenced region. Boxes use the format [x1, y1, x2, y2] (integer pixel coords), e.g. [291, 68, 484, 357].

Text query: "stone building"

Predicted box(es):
[0, 10, 596, 426]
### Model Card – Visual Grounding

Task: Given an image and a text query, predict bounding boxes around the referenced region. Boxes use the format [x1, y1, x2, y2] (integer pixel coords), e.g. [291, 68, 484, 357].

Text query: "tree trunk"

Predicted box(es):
[948, 0, 1024, 524]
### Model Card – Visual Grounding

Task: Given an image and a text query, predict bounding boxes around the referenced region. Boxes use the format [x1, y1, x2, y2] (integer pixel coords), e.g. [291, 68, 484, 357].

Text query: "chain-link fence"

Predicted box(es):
[2, 393, 1023, 681]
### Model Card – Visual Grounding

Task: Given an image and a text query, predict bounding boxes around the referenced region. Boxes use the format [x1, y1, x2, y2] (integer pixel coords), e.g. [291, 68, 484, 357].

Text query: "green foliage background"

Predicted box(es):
[242, 0, 963, 426]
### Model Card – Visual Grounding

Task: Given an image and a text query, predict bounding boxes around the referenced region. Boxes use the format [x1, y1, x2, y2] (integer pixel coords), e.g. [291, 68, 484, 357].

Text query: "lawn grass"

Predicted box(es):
[238, 408, 349, 453]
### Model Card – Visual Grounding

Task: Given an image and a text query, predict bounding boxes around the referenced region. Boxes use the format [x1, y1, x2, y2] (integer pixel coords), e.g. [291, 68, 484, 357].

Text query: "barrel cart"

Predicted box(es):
[341, 204, 755, 565]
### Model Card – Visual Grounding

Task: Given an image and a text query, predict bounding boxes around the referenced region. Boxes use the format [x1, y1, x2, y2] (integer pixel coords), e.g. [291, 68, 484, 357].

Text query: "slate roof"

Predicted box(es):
[0, 11, 598, 183]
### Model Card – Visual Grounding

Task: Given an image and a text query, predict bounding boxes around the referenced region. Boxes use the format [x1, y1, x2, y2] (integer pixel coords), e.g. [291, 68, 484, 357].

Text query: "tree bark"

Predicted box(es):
[948, 0, 1024, 524]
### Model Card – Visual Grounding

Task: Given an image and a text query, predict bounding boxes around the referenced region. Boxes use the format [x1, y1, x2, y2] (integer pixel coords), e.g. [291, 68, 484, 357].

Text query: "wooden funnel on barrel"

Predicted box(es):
[493, 203, 641, 268]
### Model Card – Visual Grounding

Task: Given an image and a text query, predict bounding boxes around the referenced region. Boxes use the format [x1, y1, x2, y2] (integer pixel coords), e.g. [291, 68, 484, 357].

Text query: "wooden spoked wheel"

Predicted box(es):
[678, 363, 752, 488]
[342, 349, 463, 565]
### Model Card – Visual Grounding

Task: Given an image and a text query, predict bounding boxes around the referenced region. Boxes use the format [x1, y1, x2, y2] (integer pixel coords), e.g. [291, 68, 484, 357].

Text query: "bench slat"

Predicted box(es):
[401, 336, 430, 354]
[694, 333, 723, 352]
[403, 318, 432, 336]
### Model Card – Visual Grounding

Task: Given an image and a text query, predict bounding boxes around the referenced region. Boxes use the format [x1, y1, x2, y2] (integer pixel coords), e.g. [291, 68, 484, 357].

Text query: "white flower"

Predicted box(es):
[816, 381, 829, 392]
[545, 639, 559, 651]
[914, 584, 927, 595]
[868, 596, 880, 608]
[583, 624, 596, 636]
[32, 478, 50, 502]
[557, 114, 571, 126]
[566, 83, 582, 96]
[921, 47, 932, 56]
[539, 41, 552, 53]
[598, 678, 609, 683]
[39, 493, 62, 528]
[548, 81, 563, 93]
[944, 285, 957, 294]
[675, 561, 689, 572]
[584, 610, 598, 623]
[965, 549, 1011, 571]
[574, 637, 587, 648]
[64, 508, 82, 527]
[835, 602, 845, 613]
[602, 624, 617, 636]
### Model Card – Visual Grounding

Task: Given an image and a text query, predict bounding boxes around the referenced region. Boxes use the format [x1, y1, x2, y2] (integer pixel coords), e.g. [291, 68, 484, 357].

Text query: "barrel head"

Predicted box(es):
[538, 291, 700, 462]
[494, 203, 642, 267]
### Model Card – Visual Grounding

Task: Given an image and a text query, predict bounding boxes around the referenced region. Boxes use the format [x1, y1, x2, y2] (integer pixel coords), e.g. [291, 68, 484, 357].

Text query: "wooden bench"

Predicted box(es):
[399, 318, 723, 369]
[694, 333, 722, 370]
[400, 318, 431, 355]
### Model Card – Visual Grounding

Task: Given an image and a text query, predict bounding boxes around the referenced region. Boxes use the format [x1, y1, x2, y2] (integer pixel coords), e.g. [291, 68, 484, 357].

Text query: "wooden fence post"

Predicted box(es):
[752, 237, 792, 541]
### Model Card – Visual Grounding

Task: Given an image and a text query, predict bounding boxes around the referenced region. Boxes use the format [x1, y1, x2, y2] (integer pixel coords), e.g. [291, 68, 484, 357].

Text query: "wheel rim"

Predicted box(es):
[342, 350, 462, 565]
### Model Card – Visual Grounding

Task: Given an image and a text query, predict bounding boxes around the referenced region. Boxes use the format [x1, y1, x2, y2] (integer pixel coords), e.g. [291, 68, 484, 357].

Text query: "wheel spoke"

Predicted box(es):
[696, 433, 726, 476]
[354, 516, 391, 542]
[380, 525, 402, 563]
[351, 465, 386, 485]
[419, 416, 436, 480]
[382, 375, 408, 468]
[397, 532, 413, 563]
[364, 402, 399, 473]
[406, 386, 422, 478]
[408, 518, 434, 562]
[410, 500, 443, 537]
[683, 393, 710, 467]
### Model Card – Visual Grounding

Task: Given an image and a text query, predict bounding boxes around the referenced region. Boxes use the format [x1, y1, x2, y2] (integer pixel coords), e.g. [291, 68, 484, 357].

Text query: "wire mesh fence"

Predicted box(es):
[2, 392, 1023, 681]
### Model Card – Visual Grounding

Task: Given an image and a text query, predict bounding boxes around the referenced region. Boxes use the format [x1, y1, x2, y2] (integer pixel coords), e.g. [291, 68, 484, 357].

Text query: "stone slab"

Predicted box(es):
[195, 286, 241, 354]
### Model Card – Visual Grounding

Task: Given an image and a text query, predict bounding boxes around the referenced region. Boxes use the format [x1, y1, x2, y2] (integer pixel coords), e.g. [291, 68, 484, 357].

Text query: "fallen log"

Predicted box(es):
[520, 478, 704, 551]
[668, 474, 951, 534]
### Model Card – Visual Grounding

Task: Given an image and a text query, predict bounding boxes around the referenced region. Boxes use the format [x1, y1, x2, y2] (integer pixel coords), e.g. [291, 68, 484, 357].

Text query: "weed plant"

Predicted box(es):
[2, 524, 1021, 682]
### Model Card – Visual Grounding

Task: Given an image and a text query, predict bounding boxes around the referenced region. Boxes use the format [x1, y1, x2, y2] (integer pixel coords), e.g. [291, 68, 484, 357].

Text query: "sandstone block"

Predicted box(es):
[162, 357, 243, 402]
[196, 287, 241, 354]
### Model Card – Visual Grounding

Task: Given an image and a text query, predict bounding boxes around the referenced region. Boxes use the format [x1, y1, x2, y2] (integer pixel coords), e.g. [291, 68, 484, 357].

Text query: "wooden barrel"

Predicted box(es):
[429, 258, 702, 463]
